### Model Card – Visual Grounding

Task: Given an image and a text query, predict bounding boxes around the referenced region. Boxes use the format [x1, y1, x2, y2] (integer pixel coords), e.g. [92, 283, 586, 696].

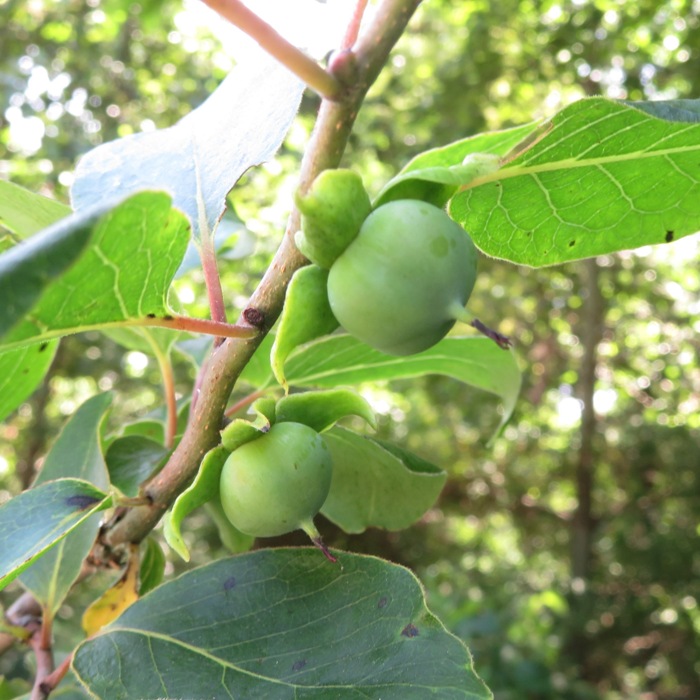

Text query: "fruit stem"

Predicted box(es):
[447, 301, 513, 350]
[300, 519, 338, 564]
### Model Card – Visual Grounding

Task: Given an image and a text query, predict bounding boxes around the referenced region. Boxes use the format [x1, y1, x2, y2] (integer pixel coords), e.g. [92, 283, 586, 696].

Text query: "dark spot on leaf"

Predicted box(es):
[38, 342, 49, 352]
[65, 494, 101, 510]
[223, 576, 237, 591]
[243, 307, 265, 328]
[146, 313, 156, 318]
[665, 230, 674, 242]
[292, 659, 307, 672]
[401, 623, 419, 638]
[569, 240, 576, 247]
[163, 314, 174, 321]
[377, 596, 388, 609]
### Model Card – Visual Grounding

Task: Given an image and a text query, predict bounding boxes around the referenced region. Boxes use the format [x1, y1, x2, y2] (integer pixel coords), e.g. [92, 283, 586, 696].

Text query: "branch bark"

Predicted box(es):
[103, 0, 423, 549]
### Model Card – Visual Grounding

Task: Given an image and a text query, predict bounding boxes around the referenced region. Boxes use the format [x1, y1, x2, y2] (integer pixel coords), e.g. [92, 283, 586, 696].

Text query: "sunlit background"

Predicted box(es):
[1, 0, 700, 698]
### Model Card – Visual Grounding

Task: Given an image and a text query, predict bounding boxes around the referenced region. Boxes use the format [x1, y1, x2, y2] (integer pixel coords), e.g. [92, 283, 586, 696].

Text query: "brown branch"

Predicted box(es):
[29, 612, 53, 700]
[102, 0, 423, 549]
[201, 0, 342, 99]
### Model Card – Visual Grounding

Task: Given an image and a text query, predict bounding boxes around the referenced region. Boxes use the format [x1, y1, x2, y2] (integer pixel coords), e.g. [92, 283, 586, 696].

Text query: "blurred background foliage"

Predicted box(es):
[1, 0, 699, 698]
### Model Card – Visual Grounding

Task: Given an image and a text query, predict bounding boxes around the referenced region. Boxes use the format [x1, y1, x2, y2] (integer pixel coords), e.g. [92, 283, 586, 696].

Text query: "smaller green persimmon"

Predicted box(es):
[327, 199, 478, 356]
[219, 422, 332, 540]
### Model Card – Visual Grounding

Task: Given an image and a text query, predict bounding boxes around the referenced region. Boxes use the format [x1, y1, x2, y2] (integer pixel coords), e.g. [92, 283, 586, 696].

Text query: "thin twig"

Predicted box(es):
[141, 330, 179, 449]
[29, 612, 54, 700]
[133, 314, 258, 339]
[201, 0, 342, 99]
[198, 237, 228, 328]
[37, 654, 72, 700]
[341, 0, 369, 49]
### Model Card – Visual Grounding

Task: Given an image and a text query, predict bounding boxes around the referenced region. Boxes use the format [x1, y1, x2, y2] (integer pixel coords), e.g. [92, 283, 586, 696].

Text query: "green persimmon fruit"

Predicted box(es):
[219, 422, 332, 539]
[327, 199, 478, 356]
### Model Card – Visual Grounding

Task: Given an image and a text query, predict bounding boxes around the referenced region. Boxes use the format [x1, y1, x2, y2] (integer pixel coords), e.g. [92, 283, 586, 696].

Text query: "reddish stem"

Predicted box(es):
[341, 0, 369, 49]
[201, 0, 341, 99]
[225, 388, 270, 418]
[29, 613, 54, 700]
[142, 332, 178, 449]
[199, 238, 228, 329]
[134, 314, 258, 339]
[37, 654, 72, 700]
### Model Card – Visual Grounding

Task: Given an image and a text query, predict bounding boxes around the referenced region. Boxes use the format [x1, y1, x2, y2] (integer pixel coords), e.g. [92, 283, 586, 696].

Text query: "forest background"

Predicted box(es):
[1, 0, 699, 698]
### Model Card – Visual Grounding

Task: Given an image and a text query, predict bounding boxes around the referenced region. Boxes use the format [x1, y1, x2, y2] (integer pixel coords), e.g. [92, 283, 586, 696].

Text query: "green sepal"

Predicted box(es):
[250, 397, 276, 425]
[270, 265, 339, 391]
[163, 445, 229, 561]
[320, 427, 447, 534]
[204, 500, 255, 554]
[294, 169, 371, 269]
[220, 413, 270, 453]
[275, 389, 376, 433]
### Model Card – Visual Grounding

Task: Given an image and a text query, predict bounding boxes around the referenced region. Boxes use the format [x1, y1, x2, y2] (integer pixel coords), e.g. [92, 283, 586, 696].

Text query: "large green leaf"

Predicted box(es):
[321, 427, 447, 534]
[450, 98, 700, 266]
[0, 180, 71, 246]
[0, 191, 190, 351]
[0, 478, 110, 592]
[71, 52, 304, 244]
[0, 341, 58, 422]
[72, 549, 490, 699]
[285, 335, 521, 431]
[374, 122, 538, 207]
[18, 393, 112, 613]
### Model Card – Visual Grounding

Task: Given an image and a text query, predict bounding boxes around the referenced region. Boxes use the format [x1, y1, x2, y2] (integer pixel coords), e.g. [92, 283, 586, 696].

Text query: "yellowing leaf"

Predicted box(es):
[82, 545, 139, 636]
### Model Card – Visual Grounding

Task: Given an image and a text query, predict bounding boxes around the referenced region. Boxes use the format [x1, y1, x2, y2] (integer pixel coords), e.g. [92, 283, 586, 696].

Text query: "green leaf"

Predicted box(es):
[450, 98, 700, 266]
[72, 53, 304, 244]
[18, 393, 112, 612]
[163, 446, 229, 562]
[72, 549, 490, 700]
[0, 180, 71, 242]
[138, 538, 166, 596]
[271, 265, 339, 390]
[105, 436, 169, 498]
[0, 341, 58, 422]
[321, 427, 446, 534]
[276, 389, 377, 432]
[375, 122, 537, 207]
[286, 335, 521, 432]
[0, 191, 190, 351]
[0, 478, 110, 592]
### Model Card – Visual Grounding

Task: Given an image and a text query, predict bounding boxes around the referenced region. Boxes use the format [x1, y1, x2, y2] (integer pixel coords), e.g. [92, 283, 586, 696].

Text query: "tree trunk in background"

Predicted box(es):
[567, 257, 606, 672]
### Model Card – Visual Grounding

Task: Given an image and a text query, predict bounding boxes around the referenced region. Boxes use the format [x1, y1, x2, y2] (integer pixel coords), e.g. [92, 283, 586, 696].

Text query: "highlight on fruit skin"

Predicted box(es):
[327, 199, 478, 356]
[219, 421, 336, 560]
